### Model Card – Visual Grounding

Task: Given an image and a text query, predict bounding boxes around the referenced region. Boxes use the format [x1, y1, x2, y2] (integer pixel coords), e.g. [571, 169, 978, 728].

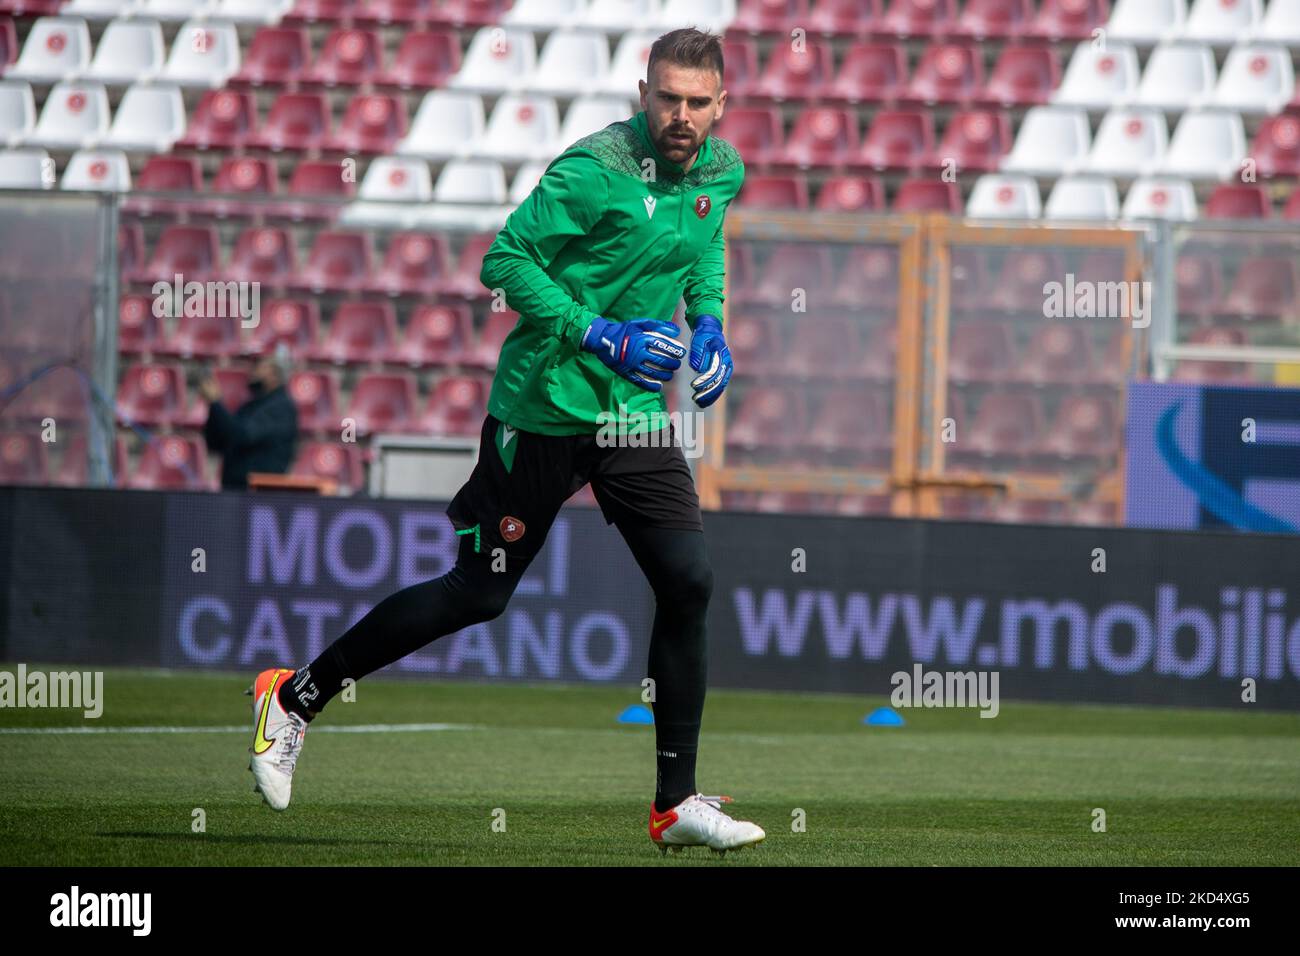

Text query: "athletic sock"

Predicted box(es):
[654, 747, 698, 813]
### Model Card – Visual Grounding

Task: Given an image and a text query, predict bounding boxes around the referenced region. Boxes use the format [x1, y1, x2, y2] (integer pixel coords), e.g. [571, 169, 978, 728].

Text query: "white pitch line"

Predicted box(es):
[0, 722, 481, 736]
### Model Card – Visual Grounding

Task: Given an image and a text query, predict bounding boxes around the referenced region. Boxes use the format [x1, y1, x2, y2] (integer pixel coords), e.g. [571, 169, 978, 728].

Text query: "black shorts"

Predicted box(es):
[446, 413, 703, 563]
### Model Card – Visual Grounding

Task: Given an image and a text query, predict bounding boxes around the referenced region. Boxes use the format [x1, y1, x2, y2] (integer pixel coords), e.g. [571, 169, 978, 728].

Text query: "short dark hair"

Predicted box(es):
[646, 28, 725, 87]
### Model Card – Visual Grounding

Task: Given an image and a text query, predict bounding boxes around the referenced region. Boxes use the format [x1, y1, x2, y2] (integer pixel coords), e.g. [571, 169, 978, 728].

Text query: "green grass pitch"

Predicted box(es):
[1, 666, 1297, 866]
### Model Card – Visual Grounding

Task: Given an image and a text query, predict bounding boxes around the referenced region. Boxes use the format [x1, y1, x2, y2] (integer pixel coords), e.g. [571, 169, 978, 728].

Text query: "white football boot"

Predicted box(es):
[245, 667, 308, 811]
[648, 793, 766, 856]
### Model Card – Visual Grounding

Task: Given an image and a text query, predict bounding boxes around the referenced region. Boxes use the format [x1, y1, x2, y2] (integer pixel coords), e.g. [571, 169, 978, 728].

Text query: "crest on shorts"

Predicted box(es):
[695, 195, 711, 219]
[500, 516, 525, 542]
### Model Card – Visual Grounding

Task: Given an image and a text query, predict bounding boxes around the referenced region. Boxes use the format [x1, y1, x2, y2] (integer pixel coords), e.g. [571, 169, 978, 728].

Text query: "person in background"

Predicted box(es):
[201, 343, 298, 490]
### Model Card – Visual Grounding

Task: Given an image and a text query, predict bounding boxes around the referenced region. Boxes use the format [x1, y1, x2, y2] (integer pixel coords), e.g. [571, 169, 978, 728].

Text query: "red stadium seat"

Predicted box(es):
[826, 42, 907, 104]
[809, 0, 887, 38]
[750, 40, 834, 102]
[902, 42, 983, 106]
[291, 231, 373, 293]
[949, 248, 991, 309]
[53, 433, 129, 488]
[366, 232, 451, 297]
[1172, 327, 1252, 384]
[116, 362, 188, 427]
[359, 0, 439, 24]
[815, 175, 886, 211]
[129, 436, 210, 491]
[956, 391, 1045, 459]
[733, 0, 813, 35]
[0, 431, 50, 485]
[1285, 191, 1300, 221]
[860, 321, 897, 379]
[346, 372, 420, 434]
[467, 310, 520, 368]
[234, 28, 311, 88]
[0, 18, 16, 72]
[378, 30, 460, 89]
[420, 375, 488, 436]
[281, 159, 355, 222]
[180, 90, 258, 151]
[925, 110, 1011, 173]
[1020, 323, 1096, 384]
[1249, 116, 1300, 179]
[1174, 252, 1221, 317]
[253, 92, 332, 152]
[992, 250, 1065, 311]
[324, 93, 407, 153]
[307, 28, 384, 87]
[179, 367, 252, 428]
[208, 157, 280, 219]
[289, 370, 341, 434]
[118, 222, 145, 280]
[954, 0, 1033, 39]
[855, 109, 934, 172]
[286, 0, 359, 24]
[787, 313, 866, 379]
[313, 301, 399, 364]
[390, 303, 474, 366]
[726, 388, 807, 451]
[803, 385, 891, 463]
[1220, 258, 1300, 318]
[124, 156, 204, 218]
[161, 308, 244, 360]
[753, 243, 835, 304]
[131, 225, 221, 285]
[1042, 394, 1118, 459]
[978, 45, 1061, 108]
[1028, 0, 1110, 41]
[724, 312, 782, 376]
[293, 441, 365, 491]
[716, 107, 786, 168]
[245, 298, 321, 357]
[831, 246, 899, 310]
[1205, 184, 1272, 220]
[721, 37, 760, 100]
[892, 177, 963, 212]
[226, 226, 297, 286]
[438, 233, 495, 298]
[878, 0, 960, 38]
[779, 107, 858, 169]
[737, 174, 810, 209]
[948, 320, 1017, 383]
[119, 293, 166, 356]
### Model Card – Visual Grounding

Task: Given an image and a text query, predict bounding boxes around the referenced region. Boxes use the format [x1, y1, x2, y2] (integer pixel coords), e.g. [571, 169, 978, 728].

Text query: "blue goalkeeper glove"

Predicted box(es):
[581, 316, 685, 392]
[688, 314, 733, 408]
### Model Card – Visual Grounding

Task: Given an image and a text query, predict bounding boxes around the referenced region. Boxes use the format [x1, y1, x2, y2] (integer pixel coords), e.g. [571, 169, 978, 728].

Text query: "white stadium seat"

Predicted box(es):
[0, 148, 53, 190]
[531, 30, 611, 98]
[1212, 44, 1295, 114]
[1086, 108, 1168, 178]
[9, 17, 92, 84]
[509, 161, 547, 204]
[132, 0, 216, 23]
[1253, 0, 1300, 45]
[103, 83, 186, 152]
[61, 148, 131, 191]
[1001, 106, 1091, 177]
[213, 0, 295, 24]
[479, 94, 562, 163]
[586, 0, 662, 33]
[659, 0, 735, 32]
[1045, 176, 1121, 219]
[1122, 177, 1198, 220]
[160, 20, 241, 88]
[560, 96, 634, 144]
[339, 156, 434, 229]
[1161, 109, 1246, 181]
[29, 82, 110, 150]
[502, 0, 588, 29]
[0, 81, 36, 148]
[967, 174, 1042, 218]
[397, 91, 486, 161]
[418, 159, 510, 231]
[1181, 0, 1262, 44]
[1106, 0, 1187, 45]
[449, 28, 537, 95]
[85, 19, 165, 86]
[603, 31, 658, 97]
[1054, 42, 1140, 110]
[63, 0, 134, 20]
[1134, 43, 1215, 111]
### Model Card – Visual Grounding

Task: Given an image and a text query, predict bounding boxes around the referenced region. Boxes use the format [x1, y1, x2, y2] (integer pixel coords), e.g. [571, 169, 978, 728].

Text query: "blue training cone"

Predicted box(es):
[863, 707, 905, 727]
[618, 704, 654, 725]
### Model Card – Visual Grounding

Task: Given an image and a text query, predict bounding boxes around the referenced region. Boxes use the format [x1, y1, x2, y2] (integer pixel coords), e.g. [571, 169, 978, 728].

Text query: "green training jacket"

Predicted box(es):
[478, 109, 745, 435]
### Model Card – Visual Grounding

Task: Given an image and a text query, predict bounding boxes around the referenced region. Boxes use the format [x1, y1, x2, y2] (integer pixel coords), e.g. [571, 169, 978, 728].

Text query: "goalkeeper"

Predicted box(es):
[245, 27, 762, 854]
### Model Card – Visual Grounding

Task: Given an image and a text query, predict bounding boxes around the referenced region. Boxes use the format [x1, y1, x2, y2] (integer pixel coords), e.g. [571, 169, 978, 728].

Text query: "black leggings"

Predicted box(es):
[306, 523, 712, 754]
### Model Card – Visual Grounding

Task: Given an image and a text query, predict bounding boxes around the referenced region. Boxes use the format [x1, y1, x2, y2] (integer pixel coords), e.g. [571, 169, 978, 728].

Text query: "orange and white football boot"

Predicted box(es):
[245, 667, 308, 811]
[649, 793, 765, 856]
